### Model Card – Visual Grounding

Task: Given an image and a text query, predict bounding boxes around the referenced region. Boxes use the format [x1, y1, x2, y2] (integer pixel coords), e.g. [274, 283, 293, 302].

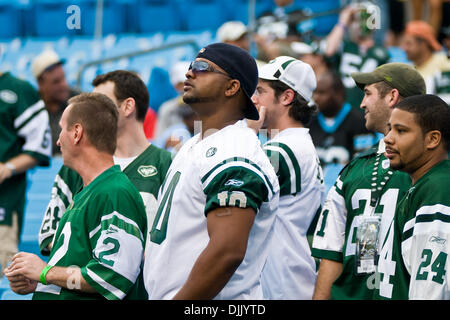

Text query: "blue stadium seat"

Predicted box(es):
[33, 0, 82, 37]
[226, 0, 274, 24]
[0, 0, 24, 38]
[77, 0, 127, 36]
[135, 0, 182, 33]
[63, 37, 103, 89]
[165, 30, 212, 51]
[146, 65, 177, 112]
[180, 0, 226, 31]
[0, 276, 9, 291]
[1, 289, 33, 300]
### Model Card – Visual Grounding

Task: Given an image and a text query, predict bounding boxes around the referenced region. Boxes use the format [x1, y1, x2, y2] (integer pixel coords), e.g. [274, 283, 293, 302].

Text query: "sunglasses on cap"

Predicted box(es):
[189, 60, 231, 78]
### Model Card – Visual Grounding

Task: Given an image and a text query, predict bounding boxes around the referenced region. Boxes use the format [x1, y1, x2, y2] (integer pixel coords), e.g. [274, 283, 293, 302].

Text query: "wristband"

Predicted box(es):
[337, 22, 347, 31]
[4, 162, 16, 176]
[40, 265, 53, 285]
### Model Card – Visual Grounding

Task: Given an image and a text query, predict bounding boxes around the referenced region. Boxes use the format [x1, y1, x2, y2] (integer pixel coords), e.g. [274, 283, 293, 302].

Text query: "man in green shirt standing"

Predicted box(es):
[377, 94, 450, 299]
[38, 70, 172, 256]
[5, 93, 148, 300]
[0, 72, 52, 277]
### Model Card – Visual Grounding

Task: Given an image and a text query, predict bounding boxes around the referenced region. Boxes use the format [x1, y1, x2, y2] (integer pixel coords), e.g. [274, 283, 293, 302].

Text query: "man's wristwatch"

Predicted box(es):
[5, 162, 16, 176]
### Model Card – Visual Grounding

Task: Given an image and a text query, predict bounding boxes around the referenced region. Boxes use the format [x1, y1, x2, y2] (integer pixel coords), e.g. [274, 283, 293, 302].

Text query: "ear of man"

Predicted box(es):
[425, 130, 442, 151]
[121, 97, 136, 118]
[386, 88, 401, 109]
[280, 88, 295, 107]
[73, 123, 84, 145]
[224, 79, 241, 98]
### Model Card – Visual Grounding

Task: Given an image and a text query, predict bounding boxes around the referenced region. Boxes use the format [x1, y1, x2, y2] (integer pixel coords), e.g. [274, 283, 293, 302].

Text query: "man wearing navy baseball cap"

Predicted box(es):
[143, 43, 280, 300]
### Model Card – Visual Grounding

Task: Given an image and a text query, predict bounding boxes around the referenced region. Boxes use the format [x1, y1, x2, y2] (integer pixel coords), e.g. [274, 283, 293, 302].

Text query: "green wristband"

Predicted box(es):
[40, 265, 53, 285]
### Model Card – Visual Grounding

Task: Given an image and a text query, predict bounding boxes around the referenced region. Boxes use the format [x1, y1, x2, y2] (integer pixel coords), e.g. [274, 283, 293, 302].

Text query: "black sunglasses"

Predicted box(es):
[189, 60, 231, 78]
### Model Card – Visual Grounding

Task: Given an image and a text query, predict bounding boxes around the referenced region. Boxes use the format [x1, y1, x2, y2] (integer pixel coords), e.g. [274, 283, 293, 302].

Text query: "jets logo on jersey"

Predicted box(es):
[206, 147, 217, 158]
[0, 90, 18, 104]
[138, 165, 158, 177]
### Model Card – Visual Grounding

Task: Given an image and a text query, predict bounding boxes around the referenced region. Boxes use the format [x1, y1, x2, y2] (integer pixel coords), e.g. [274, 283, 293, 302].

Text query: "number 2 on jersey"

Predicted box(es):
[150, 171, 181, 244]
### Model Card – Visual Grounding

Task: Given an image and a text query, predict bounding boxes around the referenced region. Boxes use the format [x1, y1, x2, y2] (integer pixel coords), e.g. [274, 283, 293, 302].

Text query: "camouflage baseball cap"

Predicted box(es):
[351, 63, 426, 97]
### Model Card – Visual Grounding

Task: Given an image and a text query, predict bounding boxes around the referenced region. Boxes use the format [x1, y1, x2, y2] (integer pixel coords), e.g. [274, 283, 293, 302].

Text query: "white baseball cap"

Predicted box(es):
[170, 61, 190, 87]
[258, 56, 316, 102]
[217, 21, 248, 42]
[32, 49, 65, 79]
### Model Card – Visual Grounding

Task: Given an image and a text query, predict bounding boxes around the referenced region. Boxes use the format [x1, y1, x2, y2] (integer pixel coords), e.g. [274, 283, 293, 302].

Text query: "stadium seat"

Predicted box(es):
[135, 0, 182, 33]
[165, 30, 212, 51]
[180, 0, 226, 31]
[64, 37, 103, 90]
[0, 276, 9, 291]
[34, 0, 82, 37]
[1, 289, 33, 300]
[77, 0, 127, 36]
[0, 0, 24, 39]
[226, 0, 274, 24]
[146, 66, 177, 112]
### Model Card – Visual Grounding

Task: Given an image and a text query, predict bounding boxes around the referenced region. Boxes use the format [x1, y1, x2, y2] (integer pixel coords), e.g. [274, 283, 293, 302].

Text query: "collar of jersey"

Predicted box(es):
[317, 102, 352, 134]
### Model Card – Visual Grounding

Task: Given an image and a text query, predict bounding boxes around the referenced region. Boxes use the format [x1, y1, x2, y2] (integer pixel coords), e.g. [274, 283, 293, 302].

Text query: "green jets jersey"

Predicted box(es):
[333, 41, 389, 110]
[375, 160, 450, 300]
[33, 166, 147, 300]
[0, 72, 51, 228]
[39, 144, 171, 255]
[312, 141, 411, 299]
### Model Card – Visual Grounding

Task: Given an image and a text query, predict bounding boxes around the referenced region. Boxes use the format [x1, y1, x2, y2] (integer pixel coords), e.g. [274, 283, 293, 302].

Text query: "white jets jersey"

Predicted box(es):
[143, 120, 279, 299]
[260, 128, 325, 299]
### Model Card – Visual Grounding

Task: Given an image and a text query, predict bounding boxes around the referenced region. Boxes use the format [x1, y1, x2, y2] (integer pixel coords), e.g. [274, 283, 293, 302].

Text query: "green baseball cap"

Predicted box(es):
[351, 63, 426, 97]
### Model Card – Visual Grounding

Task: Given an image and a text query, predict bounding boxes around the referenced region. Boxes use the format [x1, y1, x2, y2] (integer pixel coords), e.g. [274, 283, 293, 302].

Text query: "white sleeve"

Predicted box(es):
[312, 175, 347, 261]
[407, 204, 450, 300]
[15, 99, 52, 158]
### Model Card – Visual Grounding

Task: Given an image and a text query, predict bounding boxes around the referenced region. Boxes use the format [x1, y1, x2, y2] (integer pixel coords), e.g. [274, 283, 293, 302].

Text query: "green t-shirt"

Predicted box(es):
[375, 160, 450, 300]
[39, 144, 171, 255]
[312, 143, 411, 299]
[33, 166, 147, 300]
[0, 72, 51, 228]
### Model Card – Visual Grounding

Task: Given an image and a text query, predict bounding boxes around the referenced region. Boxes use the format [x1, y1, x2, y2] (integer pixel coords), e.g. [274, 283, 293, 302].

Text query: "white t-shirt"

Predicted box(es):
[260, 128, 325, 299]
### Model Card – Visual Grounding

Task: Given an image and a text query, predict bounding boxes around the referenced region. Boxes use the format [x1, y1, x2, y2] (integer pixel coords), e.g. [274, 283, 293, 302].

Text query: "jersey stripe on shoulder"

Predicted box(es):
[201, 157, 275, 197]
[14, 99, 46, 130]
[264, 141, 301, 195]
[89, 211, 144, 242]
[413, 204, 450, 234]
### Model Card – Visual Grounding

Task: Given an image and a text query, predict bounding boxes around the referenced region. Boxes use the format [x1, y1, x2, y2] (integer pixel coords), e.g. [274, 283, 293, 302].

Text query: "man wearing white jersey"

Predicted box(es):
[250, 56, 325, 299]
[143, 43, 279, 300]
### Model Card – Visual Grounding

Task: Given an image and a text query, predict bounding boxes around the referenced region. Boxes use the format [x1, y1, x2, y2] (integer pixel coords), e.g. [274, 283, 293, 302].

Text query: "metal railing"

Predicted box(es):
[75, 39, 201, 90]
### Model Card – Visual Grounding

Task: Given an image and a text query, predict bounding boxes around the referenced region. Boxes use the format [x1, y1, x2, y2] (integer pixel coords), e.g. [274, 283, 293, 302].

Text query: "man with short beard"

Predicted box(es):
[378, 94, 450, 299]
[143, 43, 279, 300]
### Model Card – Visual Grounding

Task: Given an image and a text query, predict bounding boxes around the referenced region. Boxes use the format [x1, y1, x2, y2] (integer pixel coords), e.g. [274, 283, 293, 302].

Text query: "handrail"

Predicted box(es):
[75, 39, 201, 90]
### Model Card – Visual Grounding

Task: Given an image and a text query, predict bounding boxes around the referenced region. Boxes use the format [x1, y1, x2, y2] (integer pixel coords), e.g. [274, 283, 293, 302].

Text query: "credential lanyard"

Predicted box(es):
[369, 153, 394, 210]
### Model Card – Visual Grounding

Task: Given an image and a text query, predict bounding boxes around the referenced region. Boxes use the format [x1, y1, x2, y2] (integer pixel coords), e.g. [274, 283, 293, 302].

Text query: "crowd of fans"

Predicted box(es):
[0, 0, 449, 301]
